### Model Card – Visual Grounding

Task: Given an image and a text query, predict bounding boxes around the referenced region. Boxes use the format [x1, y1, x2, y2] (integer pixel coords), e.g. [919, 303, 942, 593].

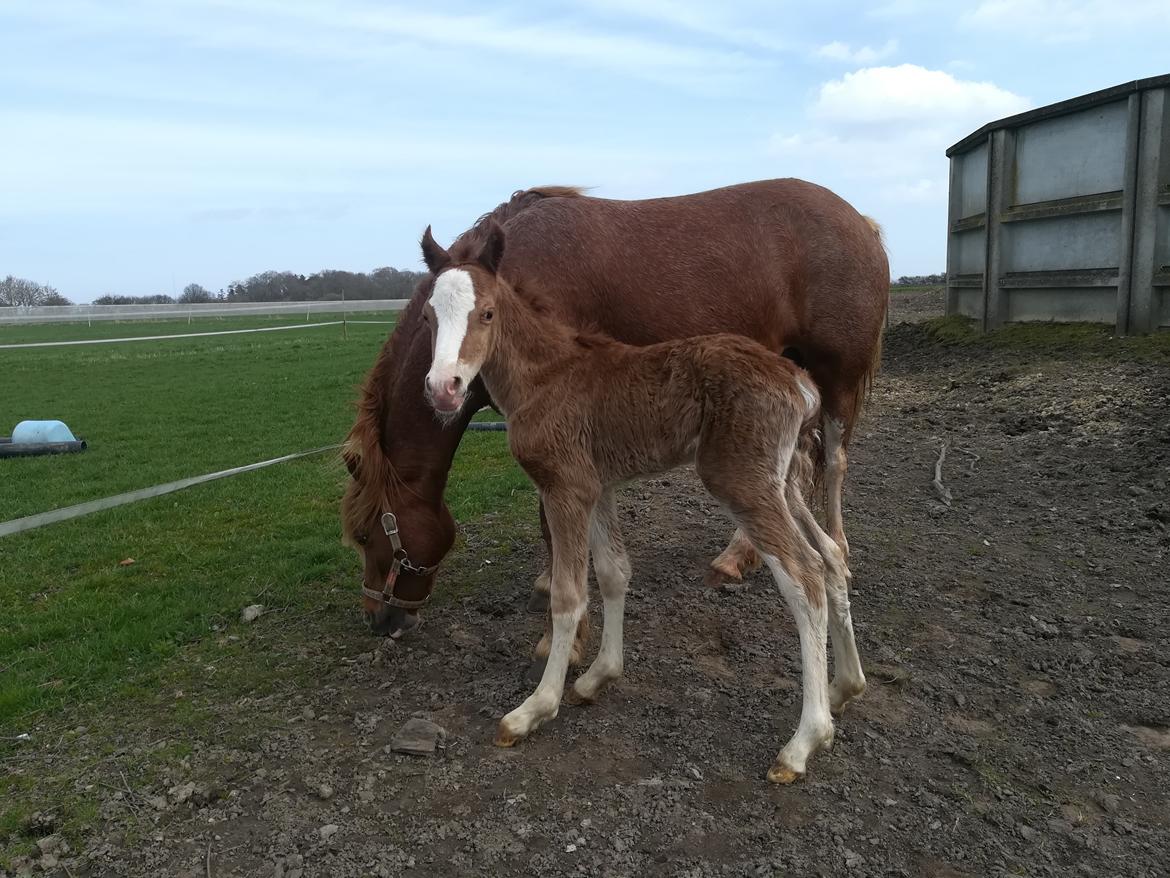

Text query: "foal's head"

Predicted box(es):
[418, 222, 507, 414]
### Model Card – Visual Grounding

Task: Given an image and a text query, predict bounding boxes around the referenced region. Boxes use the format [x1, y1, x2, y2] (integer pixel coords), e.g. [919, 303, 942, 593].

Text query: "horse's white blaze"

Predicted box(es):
[427, 268, 477, 389]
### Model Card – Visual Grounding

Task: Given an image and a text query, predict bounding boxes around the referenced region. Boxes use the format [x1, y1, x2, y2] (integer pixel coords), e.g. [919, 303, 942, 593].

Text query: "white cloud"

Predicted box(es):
[769, 65, 1030, 209]
[962, 0, 1170, 42]
[811, 64, 1030, 127]
[815, 39, 898, 64]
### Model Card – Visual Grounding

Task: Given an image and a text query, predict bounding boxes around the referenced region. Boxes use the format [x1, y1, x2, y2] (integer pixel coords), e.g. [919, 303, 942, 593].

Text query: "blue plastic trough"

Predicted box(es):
[0, 420, 88, 458]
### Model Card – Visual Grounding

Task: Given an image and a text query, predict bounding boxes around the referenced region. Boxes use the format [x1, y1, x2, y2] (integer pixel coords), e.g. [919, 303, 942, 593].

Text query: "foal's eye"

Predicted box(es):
[355, 534, 369, 547]
[482, 309, 494, 323]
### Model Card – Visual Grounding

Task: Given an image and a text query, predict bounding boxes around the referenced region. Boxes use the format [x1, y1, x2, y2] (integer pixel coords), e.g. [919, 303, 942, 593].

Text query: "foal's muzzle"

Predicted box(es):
[425, 375, 465, 413]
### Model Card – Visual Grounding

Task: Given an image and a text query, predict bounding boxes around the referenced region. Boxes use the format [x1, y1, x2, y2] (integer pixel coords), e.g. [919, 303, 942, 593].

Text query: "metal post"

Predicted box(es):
[1128, 88, 1167, 334]
[982, 129, 1014, 331]
[1116, 93, 1143, 335]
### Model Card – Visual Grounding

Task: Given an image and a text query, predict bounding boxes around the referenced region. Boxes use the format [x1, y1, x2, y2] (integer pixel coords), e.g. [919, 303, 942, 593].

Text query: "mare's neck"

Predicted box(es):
[482, 287, 579, 414]
[384, 324, 483, 500]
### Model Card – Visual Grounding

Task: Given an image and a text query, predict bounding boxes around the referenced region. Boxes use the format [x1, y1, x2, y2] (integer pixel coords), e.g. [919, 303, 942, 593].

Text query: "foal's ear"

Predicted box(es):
[477, 220, 506, 276]
[420, 225, 451, 274]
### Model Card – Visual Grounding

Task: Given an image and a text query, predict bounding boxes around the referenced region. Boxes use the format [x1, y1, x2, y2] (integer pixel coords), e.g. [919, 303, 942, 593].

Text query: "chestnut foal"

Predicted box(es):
[420, 222, 866, 783]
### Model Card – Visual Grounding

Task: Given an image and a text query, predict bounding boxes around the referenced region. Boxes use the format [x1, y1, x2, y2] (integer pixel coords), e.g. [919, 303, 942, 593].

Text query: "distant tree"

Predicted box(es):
[223, 266, 425, 303]
[0, 275, 73, 306]
[93, 293, 176, 305]
[41, 288, 73, 306]
[179, 283, 216, 304]
[895, 273, 946, 286]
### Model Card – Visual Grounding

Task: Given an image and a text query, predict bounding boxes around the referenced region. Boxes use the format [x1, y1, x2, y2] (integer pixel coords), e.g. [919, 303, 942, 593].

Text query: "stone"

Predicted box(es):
[319, 824, 340, 841]
[241, 604, 265, 623]
[169, 781, 196, 804]
[35, 835, 64, 855]
[389, 718, 446, 756]
[1094, 792, 1121, 814]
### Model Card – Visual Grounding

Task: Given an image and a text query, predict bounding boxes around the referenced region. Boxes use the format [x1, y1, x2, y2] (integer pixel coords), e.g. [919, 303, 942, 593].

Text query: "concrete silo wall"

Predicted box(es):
[946, 75, 1170, 333]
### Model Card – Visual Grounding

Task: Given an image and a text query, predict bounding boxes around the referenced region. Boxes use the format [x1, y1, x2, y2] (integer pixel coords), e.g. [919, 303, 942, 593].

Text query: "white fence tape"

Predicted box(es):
[0, 445, 341, 538]
[0, 299, 409, 326]
[0, 321, 351, 349]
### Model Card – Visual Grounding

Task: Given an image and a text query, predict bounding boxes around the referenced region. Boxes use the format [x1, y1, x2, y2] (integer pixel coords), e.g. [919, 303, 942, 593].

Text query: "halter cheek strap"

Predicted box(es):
[361, 512, 440, 611]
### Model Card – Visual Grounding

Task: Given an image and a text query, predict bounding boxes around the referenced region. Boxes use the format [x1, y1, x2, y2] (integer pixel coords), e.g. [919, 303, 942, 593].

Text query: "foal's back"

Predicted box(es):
[511, 332, 816, 485]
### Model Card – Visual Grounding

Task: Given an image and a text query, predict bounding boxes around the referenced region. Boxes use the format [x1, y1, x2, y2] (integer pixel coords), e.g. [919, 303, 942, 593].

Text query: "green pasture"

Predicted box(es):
[0, 313, 382, 345]
[0, 317, 535, 735]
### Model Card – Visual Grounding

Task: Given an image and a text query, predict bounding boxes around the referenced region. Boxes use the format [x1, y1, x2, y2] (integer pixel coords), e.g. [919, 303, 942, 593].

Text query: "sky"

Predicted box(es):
[1, 1, 1167, 302]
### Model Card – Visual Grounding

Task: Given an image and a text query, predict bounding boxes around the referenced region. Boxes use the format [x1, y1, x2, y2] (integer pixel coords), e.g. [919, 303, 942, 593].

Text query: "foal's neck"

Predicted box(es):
[483, 284, 581, 413]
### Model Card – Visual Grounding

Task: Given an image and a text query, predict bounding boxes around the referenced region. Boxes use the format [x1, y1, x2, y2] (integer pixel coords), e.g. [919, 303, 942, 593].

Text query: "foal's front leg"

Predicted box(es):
[496, 494, 592, 747]
[567, 490, 630, 704]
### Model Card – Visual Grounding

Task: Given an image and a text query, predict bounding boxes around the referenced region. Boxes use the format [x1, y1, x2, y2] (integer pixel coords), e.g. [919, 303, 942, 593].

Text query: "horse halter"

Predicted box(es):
[361, 512, 440, 611]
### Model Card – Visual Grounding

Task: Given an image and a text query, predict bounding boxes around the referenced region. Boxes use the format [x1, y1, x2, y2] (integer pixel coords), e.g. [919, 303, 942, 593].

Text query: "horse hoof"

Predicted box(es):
[524, 658, 547, 685]
[564, 686, 593, 707]
[494, 728, 522, 748]
[830, 682, 865, 716]
[766, 762, 803, 785]
[526, 589, 550, 614]
[703, 563, 741, 588]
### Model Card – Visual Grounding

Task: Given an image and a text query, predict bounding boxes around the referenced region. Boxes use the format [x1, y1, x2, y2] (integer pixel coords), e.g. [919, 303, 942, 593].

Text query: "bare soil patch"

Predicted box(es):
[5, 319, 1169, 878]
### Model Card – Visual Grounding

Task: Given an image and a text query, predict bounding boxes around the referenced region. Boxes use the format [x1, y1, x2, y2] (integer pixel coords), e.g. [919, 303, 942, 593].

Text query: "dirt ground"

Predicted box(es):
[8, 298, 1170, 877]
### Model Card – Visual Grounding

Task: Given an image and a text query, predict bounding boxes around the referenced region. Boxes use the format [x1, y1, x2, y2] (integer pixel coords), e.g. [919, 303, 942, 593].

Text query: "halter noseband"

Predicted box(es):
[361, 512, 440, 611]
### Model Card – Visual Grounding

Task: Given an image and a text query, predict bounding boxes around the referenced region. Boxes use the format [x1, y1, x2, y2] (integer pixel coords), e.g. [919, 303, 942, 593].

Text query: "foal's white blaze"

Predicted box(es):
[427, 268, 477, 392]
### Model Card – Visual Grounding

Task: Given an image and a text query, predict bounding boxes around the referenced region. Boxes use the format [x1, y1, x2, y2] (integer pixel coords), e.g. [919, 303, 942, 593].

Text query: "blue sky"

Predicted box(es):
[1, 1, 1167, 301]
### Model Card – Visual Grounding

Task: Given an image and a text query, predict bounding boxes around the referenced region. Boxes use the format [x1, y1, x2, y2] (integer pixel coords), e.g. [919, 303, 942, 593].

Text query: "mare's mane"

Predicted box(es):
[448, 186, 583, 264]
[341, 186, 584, 534]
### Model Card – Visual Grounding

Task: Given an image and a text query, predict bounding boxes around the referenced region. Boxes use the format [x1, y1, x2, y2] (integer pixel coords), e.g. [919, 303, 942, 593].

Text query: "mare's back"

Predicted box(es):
[497, 179, 887, 351]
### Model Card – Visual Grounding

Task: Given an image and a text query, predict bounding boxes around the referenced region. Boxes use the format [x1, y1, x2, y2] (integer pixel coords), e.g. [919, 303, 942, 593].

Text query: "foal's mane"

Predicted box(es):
[341, 186, 584, 533]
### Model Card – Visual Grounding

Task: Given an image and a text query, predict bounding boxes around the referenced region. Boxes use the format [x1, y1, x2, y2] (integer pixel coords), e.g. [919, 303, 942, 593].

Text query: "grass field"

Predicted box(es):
[0, 317, 534, 739]
[0, 313, 382, 345]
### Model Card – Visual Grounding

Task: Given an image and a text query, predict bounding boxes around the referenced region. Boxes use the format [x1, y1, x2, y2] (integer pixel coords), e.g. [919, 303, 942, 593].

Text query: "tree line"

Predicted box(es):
[894, 273, 945, 286]
[1, 266, 426, 307]
[0, 275, 73, 306]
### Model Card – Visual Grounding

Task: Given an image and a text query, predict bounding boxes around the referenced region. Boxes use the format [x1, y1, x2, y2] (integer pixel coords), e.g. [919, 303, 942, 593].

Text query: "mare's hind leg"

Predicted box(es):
[823, 413, 850, 561]
[787, 475, 866, 715]
[567, 490, 630, 705]
[528, 500, 553, 613]
[497, 490, 593, 746]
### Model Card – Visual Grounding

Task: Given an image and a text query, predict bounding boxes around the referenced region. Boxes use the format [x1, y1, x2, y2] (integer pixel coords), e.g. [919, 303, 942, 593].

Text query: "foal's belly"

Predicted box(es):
[598, 439, 698, 486]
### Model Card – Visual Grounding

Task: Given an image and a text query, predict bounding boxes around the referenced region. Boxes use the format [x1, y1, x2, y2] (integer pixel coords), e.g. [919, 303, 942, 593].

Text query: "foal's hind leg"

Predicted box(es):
[725, 498, 835, 784]
[788, 480, 866, 715]
[704, 528, 762, 586]
[567, 490, 630, 705]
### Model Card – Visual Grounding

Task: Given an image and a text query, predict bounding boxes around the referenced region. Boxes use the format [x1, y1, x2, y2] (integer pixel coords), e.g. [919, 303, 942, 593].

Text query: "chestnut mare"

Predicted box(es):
[419, 220, 866, 782]
[341, 180, 887, 648]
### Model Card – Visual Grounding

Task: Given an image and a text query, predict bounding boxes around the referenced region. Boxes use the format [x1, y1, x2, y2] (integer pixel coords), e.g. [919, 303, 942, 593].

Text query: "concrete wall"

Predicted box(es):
[0, 299, 408, 326]
[946, 74, 1170, 333]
